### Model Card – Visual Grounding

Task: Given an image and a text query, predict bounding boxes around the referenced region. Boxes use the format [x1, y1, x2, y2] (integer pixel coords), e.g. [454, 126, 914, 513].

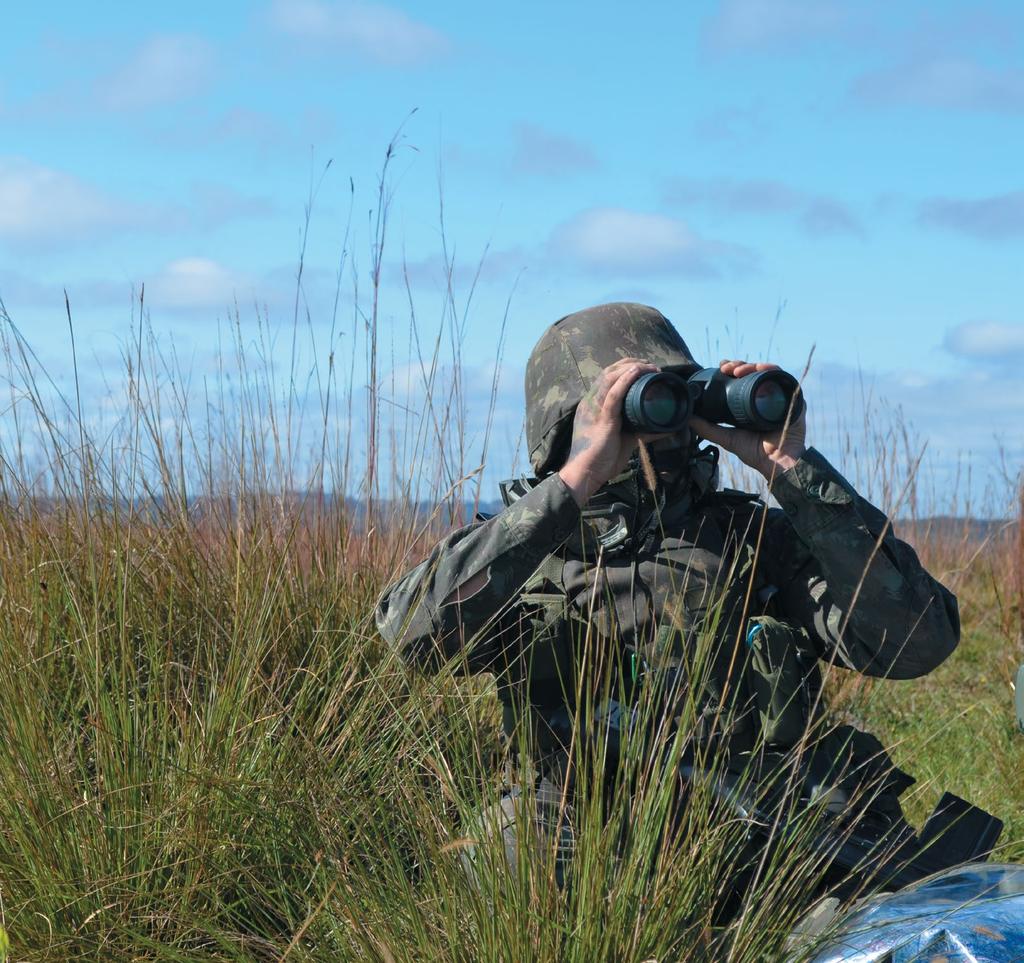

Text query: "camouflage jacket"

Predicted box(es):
[375, 448, 959, 746]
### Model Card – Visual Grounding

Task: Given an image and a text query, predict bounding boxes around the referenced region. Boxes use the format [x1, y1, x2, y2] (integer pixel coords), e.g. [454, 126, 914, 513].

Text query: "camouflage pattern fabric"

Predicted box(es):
[459, 776, 575, 891]
[375, 449, 960, 893]
[525, 302, 700, 475]
[375, 448, 959, 685]
[374, 300, 961, 890]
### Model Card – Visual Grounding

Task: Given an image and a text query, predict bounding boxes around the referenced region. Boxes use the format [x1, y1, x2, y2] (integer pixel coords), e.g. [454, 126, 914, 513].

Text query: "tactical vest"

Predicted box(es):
[497, 472, 821, 765]
[490, 468, 921, 887]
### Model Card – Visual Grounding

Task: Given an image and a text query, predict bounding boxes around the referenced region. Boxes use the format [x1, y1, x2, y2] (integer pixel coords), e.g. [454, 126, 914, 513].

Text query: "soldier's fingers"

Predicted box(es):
[592, 360, 652, 403]
[721, 360, 780, 378]
[588, 358, 647, 406]
[610, 356, 647, 366]
[689, 415, 738, 452]
[602, 362, 658, 417]
[722, 360, 757, 377]
[602, 357, 647, 377]
[719, 360, 742, 377]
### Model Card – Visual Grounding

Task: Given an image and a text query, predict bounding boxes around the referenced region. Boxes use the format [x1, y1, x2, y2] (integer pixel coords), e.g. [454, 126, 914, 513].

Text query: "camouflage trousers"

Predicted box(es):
[460, 773, 576, 890]
[458, 742, 922, 904]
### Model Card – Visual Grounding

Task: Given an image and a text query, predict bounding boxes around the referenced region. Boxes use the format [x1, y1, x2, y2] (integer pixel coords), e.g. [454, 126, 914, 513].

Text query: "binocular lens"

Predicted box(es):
[685, 365, 802, 430]
[640, 381, 680, 428]
[621, 366, 802, 435]
[622, 372, 692, 433]
[753, 379, 787, 423]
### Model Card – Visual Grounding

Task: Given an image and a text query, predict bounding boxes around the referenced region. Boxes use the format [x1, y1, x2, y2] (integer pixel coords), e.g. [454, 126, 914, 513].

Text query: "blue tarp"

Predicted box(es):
[807, 864, 1024, 962]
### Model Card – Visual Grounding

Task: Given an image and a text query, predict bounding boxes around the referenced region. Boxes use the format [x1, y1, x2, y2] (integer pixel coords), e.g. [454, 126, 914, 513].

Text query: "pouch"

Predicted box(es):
[746, 615, 814, 748]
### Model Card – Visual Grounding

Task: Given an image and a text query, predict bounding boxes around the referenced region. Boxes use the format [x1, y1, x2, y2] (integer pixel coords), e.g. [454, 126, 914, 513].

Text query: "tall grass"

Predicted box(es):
[0, 157, 1021, 961]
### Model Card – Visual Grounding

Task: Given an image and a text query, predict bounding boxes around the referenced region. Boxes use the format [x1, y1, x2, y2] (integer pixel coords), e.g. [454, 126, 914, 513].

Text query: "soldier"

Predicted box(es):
[375, 302, 961, 895]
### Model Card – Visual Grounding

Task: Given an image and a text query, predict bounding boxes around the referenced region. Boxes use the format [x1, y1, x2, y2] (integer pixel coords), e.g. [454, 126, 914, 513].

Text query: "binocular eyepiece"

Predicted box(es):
[622, 366, 804, 434]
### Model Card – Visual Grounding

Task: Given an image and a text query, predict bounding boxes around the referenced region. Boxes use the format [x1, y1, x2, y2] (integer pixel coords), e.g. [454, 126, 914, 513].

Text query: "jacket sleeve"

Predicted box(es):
[763, 447, 960, 679]
[374, 473, 581, 672]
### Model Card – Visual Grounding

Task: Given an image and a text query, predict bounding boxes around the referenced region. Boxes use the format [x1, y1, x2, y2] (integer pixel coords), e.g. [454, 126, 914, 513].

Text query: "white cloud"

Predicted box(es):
[799, 197, 863, 237]
[693, 105, 769, 144]
[510, 124, 599, 177]
[377, 357, 526, 500]
[549, 207, 755, 278]
[672, 177, 802, 214]
[1, 257, 293, 318]
[944, 321, 1024, 361]
[705, 1, 1024, 126]
[0, 159, 267, 249]
[853, 57, 1024, 114]
[0, 270, 127, 310]
[0, 157, 155, 247]
[153, 106, 338, 154]
[703, 0, 849, 53]
[801, 359, 1022, 512]
[664, 176, 863, 238]
[397, 246, 529, 290]
[189, 183, 277, 229]
[94, 34, 215, 110]
[0, 270, 62, 307]
[206, 107, 285, 146]
[917, 191, 1024, 240]
[145, 258, 255, 311]
[268, 0, 450, 66]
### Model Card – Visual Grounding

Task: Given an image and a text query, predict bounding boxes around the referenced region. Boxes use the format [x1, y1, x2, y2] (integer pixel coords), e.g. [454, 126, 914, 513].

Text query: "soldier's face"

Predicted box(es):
[643, 431, 692, 485]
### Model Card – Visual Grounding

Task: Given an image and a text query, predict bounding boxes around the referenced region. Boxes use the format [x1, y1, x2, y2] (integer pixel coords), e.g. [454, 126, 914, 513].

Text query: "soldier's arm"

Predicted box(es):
[764, 447, 959, 679]
[378, 356, 666, 670]
[374, 473, 580, 671]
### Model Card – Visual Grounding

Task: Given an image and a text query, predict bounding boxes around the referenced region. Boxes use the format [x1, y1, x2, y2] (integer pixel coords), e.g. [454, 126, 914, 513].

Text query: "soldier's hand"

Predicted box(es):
[689, 359, 807, 481]
[558, 358, 660, 507]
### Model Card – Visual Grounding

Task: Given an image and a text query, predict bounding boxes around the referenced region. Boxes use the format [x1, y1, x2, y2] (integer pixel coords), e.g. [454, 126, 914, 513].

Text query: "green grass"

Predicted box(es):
[0, 407, 1017, 961]
[849, 593, 1024, 861]
[0, 185, 1020, 958]
[0, 478, 1017, 961]
[0, 497, 822, 959]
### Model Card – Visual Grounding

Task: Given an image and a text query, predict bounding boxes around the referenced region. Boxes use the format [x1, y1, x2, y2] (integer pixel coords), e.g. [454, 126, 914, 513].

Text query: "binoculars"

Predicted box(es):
[622, 365, 804, 434]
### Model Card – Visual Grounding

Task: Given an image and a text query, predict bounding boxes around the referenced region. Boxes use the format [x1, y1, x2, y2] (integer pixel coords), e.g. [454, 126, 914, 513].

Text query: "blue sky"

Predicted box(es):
[2, 0, 1023, 507]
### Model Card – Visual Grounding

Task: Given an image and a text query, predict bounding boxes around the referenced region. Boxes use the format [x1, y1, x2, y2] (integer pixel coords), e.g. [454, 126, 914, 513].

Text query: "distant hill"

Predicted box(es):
[899, 516, 1015, 543]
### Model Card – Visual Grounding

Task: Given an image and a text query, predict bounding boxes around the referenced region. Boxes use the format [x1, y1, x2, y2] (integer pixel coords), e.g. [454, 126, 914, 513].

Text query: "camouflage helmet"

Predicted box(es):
[525, 302, 701, 475]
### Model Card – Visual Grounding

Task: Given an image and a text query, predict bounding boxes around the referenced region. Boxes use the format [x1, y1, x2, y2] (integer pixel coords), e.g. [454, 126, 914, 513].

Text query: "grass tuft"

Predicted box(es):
[0, 161, 1020, 960]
